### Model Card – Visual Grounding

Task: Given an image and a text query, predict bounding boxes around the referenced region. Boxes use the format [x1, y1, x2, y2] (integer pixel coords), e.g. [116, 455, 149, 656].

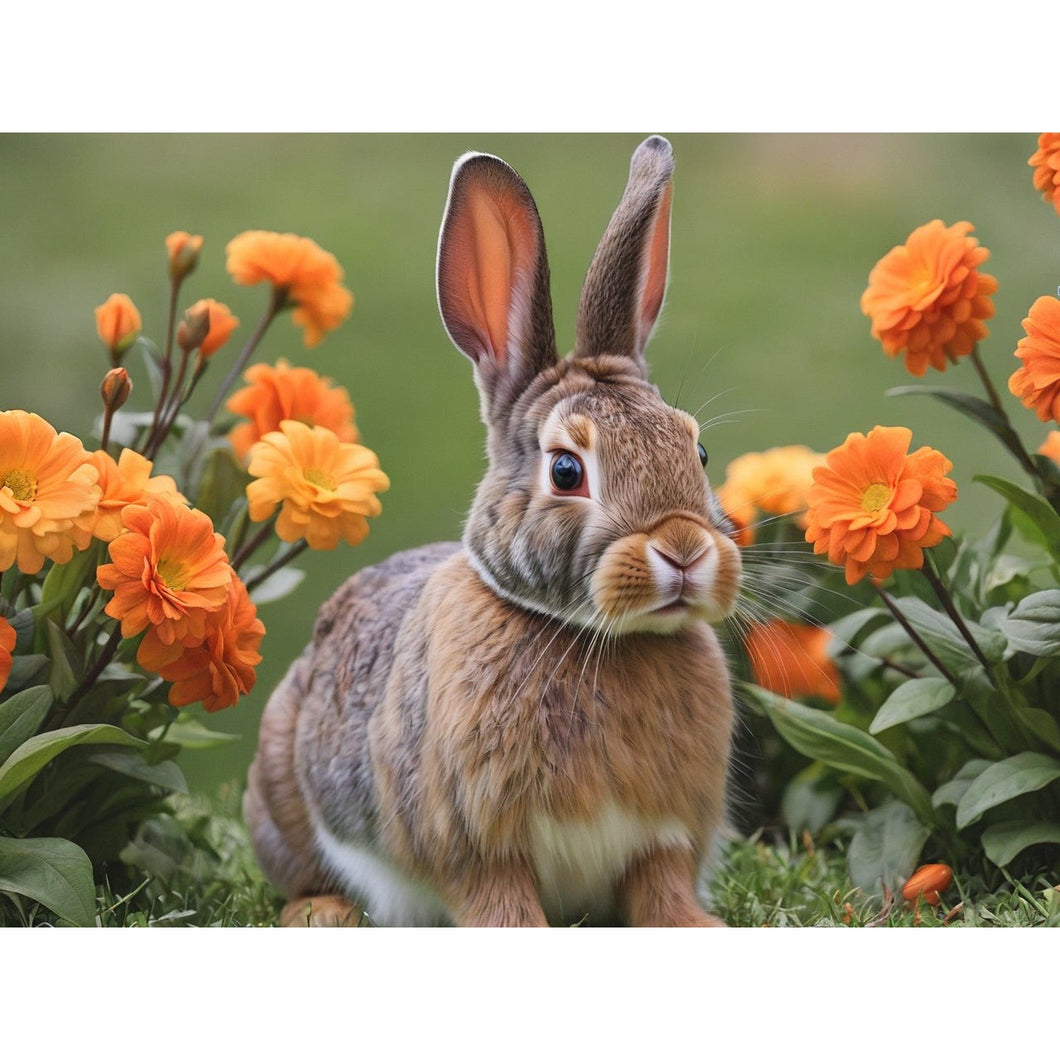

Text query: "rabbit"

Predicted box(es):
[243, 135, 743, 927]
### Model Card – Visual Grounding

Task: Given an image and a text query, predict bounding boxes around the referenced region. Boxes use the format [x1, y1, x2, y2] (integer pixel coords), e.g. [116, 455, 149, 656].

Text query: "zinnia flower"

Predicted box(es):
[246, 421, 389, 550]
[79, 448, 188, 543]
[226, 359, 359, 461]
[0, 615, 15, 696]
[1028, 133, 1060, 215]
[716, 445, 825, 543]
[804, 425, 956, 585]
[95, 293, 142, 360]
[97, 497, 231, 656]
[745, 620, 840, 704]
[225, 230, 353, 347]
[1008, 296, 1060, 422]
[0, 410, 100, 574]
[860, 220, 998, 376]
[185, 298, 239, 359]
[147, 577, 264, 713]
[165, 231, 203, 281]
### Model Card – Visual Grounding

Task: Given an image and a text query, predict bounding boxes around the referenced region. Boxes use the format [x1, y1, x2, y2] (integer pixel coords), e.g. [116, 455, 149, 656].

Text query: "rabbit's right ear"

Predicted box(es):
[437, 152, 558, 418]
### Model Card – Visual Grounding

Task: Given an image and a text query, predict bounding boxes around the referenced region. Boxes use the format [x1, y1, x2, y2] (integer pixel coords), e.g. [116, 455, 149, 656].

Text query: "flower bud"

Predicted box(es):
[901, 863, 953, 907]
[166, 231, 204, 283]
[95, 293, 142, 365]
[187, 298, 239, 361]
[177, 303, 212, 355]
[100, 366, 132, 413]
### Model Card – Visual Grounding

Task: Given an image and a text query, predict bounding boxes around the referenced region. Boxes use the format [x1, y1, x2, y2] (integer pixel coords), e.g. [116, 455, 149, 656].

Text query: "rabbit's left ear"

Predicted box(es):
[574, 135, 674, 378]
[437, 151, 558, 417]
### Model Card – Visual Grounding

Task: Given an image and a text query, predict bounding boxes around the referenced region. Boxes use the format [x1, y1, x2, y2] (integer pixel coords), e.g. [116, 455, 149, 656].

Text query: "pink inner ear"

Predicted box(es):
[445, 182, 538, 368]
[639, 181, 672, 339]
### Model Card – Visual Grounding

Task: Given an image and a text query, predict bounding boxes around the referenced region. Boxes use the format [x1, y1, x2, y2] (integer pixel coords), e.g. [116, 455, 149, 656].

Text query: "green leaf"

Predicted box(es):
[868, 677, 954, 734]
[39, 545, 96, 622]
[846, 800, 930, 898]
[246, 566, 305, 606]
[0, 685, 54, 764]
[0, 723, 147, 808]
[83, 748, 187, 793]
[152, 715, 240, 749]
[932, 759, 992, 809]
[895, 595, 1008, 667]
[195, 447, 250, 529]
[779, 762, 844, 835]
[0, 835, 96, 926]
[1000, 589, 1060, 657]
[4, 653, 49, 693]
[45, 619, 79, 699]
[744, 683, 935, 823]
[955, 751, 1060, 829]
[975, 474, 1060, 563]
[980, 819, 1060, 867]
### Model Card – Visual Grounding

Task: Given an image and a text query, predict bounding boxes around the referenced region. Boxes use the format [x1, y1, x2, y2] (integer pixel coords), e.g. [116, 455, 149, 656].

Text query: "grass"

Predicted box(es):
[12, 794, 1055, 928]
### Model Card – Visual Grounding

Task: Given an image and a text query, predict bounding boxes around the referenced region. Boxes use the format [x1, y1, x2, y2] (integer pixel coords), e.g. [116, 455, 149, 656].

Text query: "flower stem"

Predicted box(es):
[49, 622, 125, 729]
[205, 287, 286, 424]
[920, 555, 994, 674]
[230, 518, 278, 572]
[871, 581, 958, 686]
[243, 540, 309, 594]
[146, 276, 184, 453]
[969, 345, 1006, 417]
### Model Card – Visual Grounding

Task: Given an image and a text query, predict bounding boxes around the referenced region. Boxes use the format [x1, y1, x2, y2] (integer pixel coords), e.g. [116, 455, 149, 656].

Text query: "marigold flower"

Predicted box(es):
[226, 358, 359, 462]
[97, 497, 231, 652]
[901, 863, 953, 907]
[246, 421, 389, 550]
[1008, 296, 1060, 423]
[225, 230, 353, 347]
[716, 445, 825, 543]
[95, 293, 143, 360]
[745, 620, 840, 704]
[165, 231, 204, 281]
[860, 219, 998, 376]
[1028, 134, 1060, 215]
[0, 615, 15, 696]
[79, 449, 187, 543]
[183, 298, 239, 359]
[1039, 430, 1060, 464]
[146, 577, 264, 713]
[804, 425, 956, 585]
[0, 410, 100, 574]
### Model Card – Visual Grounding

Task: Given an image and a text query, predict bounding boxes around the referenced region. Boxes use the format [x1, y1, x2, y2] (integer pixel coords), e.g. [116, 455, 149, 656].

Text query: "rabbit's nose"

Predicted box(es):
[649, 541, 707, 574]
[646, 516, 711, 573]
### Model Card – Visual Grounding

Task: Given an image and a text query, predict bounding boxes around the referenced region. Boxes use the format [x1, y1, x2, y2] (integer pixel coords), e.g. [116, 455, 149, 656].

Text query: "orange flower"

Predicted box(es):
[0, 410, 100, 574]
[79, 448, 187, 543]
[901, 863, 953, 907]
[165, 231, 204, 281]
[246, 421, 389, 550]
[185, 298, 239, 359]
[97, 497, 231, 655]
[804, 425, 956, 585]
[1008, 296, 1060, 423]
[225, 230, 353, 347]
[95, 293, 142, 358]
[716, 445, 825, 542]
[226, 358, 359, 461]
[860, 219, 998, 376]
[745, 620, 840, 704]
[149, 577, 264, 712]
[1039, 430, 1060, 464]
[1028, 133, 1060, 215]
[0, 615, 15, 696]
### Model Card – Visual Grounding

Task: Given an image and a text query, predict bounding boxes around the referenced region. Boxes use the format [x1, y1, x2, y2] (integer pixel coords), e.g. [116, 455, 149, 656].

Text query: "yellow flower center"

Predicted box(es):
[861, 482, 892, 513]
[304, 467, 336, 491]
[156, 557, 189, 592]
[2, 468, 37, 502]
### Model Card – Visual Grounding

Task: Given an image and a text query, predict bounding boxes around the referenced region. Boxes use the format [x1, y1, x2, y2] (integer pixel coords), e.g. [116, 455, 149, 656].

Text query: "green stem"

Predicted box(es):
[145, 276, 184, 453]
[920, 555, 993, 675]
[49, 622, 124, 729]
[230, 518, 278, 572]
[243, 540, 309, 594]
[871, 581, 958, 686]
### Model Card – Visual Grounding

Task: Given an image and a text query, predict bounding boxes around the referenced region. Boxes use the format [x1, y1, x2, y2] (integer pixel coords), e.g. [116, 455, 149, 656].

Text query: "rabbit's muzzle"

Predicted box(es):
[590, 514, 741, 634]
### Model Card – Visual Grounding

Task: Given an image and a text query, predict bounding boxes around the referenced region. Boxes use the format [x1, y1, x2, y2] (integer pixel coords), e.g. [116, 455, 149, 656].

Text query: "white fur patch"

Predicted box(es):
[530, 802, 692, 924]
[312, 823, 452, 927]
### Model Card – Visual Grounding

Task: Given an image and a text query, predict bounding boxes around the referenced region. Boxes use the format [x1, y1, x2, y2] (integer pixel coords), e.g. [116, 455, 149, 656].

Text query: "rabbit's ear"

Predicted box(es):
[437, 152, 557, 414]
[574, 136, 674, 378]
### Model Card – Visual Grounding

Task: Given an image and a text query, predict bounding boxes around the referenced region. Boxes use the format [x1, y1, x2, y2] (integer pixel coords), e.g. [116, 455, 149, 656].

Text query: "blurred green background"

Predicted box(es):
[1, 133, 1055, 795]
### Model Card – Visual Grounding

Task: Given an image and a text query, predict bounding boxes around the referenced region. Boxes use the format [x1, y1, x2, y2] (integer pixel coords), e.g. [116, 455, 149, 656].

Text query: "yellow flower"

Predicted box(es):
[0, 410, 100, 574]
[804, 425, 956, 585]
[246, 420, 389, 549]
[860, 220, 998, 376]
[225, 230, 353, 347]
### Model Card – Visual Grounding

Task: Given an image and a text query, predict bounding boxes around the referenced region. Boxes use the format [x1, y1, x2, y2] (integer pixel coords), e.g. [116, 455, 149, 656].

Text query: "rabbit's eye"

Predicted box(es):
[549, 450, 586, 495]
[697, 442, 709, 468]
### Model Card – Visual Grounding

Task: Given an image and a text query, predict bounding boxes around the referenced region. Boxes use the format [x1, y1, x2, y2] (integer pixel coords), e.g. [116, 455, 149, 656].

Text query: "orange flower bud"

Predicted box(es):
[177, 304, 212, 355]
[185, 298, 239, 360]
[100, 366, 132, 412]
[166, 231, 204, 282]
[901, 863, 953, 907]
[95, 293, 142, 363]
